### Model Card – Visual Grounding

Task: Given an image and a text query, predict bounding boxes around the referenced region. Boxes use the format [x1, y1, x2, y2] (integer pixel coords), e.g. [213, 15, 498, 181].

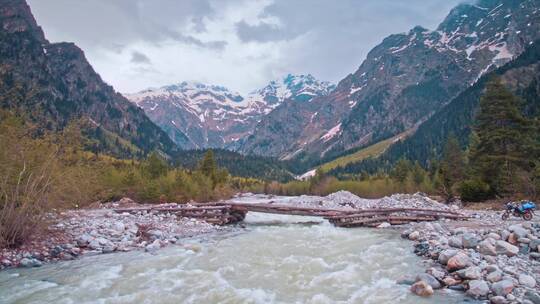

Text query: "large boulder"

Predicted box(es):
[457, 266, 482, 280]
[447, 252, 471, 271]
[462, 233, 480, 249]
[508, 225, 529, 238]
[478, 240, 497, 256]
[416, 273, 441, 289]
[525, 290, 540, 304]
[410, 281, 434, 297]
[438, 249, 458, 265]
[530, 239, 540, 252]
[518, 274, 536, 288]
[486, 271, 503, 283]
[495, 241, 519, 257]
[491, 280, 514, 296]
[466, 280, 489, 298]
[449, 236, 463, 248]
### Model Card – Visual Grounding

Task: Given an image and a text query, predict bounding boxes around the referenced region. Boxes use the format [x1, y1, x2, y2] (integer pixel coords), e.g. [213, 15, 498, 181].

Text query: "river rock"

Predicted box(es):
[77, 234, 93, 246]
[491, 280, 514, 296]
[414, 242, 430, 256]
[501, 230, 510, 241]
[479, 240, 497, 256]
[377, 222, 391, 228]
[487, 271, 503, 283]
[145, 240, 161, 253]
[509, 225, 529, 238]
[495, 241, 519, 257]
[443, 277, 461, 286]
[112, 222, 125, 233]
[457, 266, 482, 280]
[525, 291, 540, 304]
[463, 233, 480, 249]
[490, 296, 508, 304]
[147, 229, 165, 241]
[438, 249, 458, 265]
[449, 236, 463, 248]
[416, 273, 441, 289]
[19, 258, 42, 268]
[518, 237, 530, 244]
[410, 281, 434, 297]
[408, 231, 420, 241]
[519, 274, 536, 288]
[427, 267, 446, 281]
[467, 280, 490, 298]
[530, 239, 540, 252]
[487, 232, 501, 240]
[507, 233, 518, 245]
[447, 252, 470, 271]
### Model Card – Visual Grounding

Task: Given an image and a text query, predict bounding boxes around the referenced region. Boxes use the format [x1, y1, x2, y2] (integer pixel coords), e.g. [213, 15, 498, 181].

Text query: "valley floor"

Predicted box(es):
[1, 192, 539, 303]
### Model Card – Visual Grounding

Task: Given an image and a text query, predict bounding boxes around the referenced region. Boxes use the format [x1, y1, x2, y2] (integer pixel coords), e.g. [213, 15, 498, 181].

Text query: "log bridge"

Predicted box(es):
[113, 201, 469, 228]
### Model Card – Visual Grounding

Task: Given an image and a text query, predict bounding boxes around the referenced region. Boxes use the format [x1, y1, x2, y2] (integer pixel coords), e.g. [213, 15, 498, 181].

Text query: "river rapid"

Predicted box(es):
[0, 212, 471, 304]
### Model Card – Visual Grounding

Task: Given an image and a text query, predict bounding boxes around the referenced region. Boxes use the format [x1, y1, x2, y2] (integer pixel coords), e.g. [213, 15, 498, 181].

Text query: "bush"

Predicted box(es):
[459, 179, 492, 202]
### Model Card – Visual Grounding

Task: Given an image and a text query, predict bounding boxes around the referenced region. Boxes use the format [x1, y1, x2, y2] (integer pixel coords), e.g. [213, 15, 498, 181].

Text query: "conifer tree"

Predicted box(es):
[471, 78, 533, 196]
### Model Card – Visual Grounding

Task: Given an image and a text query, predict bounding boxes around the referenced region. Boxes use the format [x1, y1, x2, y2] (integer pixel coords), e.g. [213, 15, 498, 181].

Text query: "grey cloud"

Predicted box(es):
[27, 0, 220, 49]
[235, 20, 300, 43]
[131, 51, 151, 64]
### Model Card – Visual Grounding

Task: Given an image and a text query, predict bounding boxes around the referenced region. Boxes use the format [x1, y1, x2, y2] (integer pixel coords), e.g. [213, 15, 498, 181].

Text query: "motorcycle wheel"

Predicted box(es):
[523, 211, 533, 221]
[502, 212, 509, 220]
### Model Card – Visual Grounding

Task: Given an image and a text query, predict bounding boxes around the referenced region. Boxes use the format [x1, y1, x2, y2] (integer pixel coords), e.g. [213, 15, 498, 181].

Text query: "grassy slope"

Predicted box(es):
[317, 131, 410, 173]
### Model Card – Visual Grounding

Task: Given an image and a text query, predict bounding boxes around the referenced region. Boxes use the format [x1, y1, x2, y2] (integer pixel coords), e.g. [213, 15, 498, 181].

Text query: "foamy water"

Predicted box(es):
[0, 213, 470, 303]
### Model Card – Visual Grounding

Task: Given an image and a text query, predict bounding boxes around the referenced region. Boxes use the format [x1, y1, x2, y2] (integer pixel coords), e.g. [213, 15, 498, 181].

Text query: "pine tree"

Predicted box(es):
[391, 158, 412, 184]
[145, 152, 168, 179]
[471, 78, 534, 196]
[199, 150, 217, 178]
[439, 134, 465, 199]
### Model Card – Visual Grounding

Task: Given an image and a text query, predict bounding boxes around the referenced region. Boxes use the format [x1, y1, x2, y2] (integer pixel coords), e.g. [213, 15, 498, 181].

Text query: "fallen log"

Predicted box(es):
[332, 216, 438, 227]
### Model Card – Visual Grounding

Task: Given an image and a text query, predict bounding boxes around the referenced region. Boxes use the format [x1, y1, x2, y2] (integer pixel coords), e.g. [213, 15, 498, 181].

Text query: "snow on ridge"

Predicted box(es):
[320, 123, 342, 142]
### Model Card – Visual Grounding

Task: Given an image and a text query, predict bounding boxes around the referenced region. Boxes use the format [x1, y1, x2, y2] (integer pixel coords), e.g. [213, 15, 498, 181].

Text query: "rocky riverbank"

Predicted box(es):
[401, 216, 540, 303]
[0, 198, 222, 270]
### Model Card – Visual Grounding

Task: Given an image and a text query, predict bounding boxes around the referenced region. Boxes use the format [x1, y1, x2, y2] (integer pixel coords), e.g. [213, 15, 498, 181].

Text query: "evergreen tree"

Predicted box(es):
[199, 150, 217, 177]
[391, 158, 412, 184]
[471, 78, 534, 196]
[411, 162, 426, 185]
[145, 152, 168, 179]
[439, 134, 465, 199]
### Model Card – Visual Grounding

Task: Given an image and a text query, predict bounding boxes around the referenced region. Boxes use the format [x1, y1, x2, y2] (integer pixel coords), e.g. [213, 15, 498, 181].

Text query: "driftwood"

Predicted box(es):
[113, 201, 468, 228]
[113, 204, 246, 226]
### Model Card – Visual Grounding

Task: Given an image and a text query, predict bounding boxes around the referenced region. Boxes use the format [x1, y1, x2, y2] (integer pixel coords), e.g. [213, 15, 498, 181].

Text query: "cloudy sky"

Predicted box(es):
[27, 0, 466, 95]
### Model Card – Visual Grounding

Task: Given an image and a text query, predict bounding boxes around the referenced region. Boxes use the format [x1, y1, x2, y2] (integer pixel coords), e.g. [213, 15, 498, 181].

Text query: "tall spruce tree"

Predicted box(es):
[472, 78, 533, 196]
[438, 134, 465, 200]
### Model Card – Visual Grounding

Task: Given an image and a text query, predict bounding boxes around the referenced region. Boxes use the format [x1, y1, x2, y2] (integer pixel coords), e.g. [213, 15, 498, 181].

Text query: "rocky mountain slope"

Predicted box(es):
[330, 39, 540, 176]
[239, 0, 540, 163]
[0, 0, 177, 157]
[126, 74, 335, 150]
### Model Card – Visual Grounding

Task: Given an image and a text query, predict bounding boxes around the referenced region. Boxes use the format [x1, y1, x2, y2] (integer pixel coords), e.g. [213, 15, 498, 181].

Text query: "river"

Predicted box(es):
[0, 212, 471, 303]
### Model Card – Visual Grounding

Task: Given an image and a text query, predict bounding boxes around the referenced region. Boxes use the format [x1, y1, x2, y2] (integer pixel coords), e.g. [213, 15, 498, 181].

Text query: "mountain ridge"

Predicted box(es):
[126, 74, 335, 150]
[0, 0, 178, 157]
[237, 0, 540, 165]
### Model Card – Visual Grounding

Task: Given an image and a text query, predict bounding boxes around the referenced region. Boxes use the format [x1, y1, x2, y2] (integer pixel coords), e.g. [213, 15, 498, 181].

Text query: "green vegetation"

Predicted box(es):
[0, 111, 262, 248]
[318, 131, 408, 173]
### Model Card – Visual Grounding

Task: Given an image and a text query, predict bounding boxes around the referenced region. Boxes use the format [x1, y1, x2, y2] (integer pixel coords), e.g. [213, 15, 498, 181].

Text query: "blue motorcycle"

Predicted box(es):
[502, 200, 536, 221]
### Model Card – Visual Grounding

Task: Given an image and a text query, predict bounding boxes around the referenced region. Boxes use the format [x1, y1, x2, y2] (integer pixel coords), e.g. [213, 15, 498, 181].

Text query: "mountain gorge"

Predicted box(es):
[126, 74, 335, 150]
[0, 0, 178, 157]
[238, 0, 540, 166]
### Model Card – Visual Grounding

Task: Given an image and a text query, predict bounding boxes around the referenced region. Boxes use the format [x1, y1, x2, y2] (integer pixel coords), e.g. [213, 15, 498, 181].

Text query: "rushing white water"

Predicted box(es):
[0, 213, 470, 304]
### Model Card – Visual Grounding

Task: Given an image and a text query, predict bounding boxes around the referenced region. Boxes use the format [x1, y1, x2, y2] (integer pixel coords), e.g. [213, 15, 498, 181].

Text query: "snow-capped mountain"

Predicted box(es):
[125, 75, 335, 149]
[238, 0, 540, 160]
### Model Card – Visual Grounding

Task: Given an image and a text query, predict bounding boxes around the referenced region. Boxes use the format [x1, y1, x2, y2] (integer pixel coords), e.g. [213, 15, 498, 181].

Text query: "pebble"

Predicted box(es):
[467, 280, 490, 298]
[410, 281, 434, 297]
[519, 274, 536, 288]
[492, 280, 514, 296]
